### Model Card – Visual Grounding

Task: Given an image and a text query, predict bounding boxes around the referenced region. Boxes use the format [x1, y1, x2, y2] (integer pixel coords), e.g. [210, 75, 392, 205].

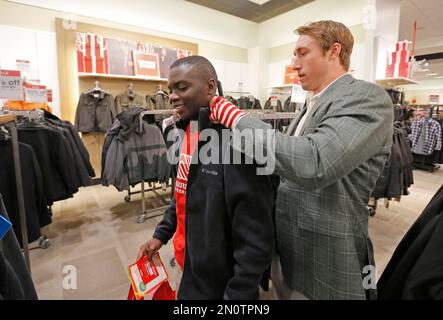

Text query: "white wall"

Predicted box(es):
[209, 58, 250, 95]
[404, 89, 443, 105]
[7, 0, 258, 49]
[372, 0, 401, 81]
[251, 0, 375, 100]
[258, 0, 370, 48]
[0, 25, 60, 115]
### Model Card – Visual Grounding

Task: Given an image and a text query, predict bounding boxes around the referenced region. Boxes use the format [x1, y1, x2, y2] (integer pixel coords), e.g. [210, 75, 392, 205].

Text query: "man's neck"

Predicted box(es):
[313, 70, 347, 95]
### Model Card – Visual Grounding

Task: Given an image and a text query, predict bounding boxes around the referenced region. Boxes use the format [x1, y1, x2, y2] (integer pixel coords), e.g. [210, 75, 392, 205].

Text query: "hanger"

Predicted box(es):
[85, 81, 109, 95]
[127, 83, 134, 95]
[0, 125, 10, 141]
[155, 84, 167, 96]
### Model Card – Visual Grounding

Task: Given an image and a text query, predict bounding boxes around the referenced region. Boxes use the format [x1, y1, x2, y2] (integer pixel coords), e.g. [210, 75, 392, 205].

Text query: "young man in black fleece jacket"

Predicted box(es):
[137, 56, 275, 300]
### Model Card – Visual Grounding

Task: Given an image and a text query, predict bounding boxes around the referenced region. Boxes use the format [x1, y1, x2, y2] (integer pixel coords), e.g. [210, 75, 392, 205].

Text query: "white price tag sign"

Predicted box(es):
[0, 70, 23, 100]
[16, 60, 31, 73]
[291, 84, 307, 104]
[24, 83, 47, 103]
[270, 96, 278, 107]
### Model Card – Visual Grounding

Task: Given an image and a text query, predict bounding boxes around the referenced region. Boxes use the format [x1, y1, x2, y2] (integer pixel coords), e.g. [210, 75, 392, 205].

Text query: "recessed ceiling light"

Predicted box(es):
[426, 73, 438, 76]
[425, 62, 429, 66]
[248, 0, 271, 4]
[435, 76, 443, 79]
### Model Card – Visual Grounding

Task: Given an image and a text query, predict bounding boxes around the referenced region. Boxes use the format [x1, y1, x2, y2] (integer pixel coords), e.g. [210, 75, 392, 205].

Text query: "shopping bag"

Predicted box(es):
[127, 279, 175, 300]
[127, 253, 175, 300]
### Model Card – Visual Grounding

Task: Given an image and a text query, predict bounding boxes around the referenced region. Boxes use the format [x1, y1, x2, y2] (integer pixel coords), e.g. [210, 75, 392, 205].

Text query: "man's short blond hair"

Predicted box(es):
[295, 20, 354, 70]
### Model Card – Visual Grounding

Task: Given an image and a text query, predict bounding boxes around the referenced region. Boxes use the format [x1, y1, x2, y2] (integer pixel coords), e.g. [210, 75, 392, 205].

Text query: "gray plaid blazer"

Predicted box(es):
[233, 74, 393, 299]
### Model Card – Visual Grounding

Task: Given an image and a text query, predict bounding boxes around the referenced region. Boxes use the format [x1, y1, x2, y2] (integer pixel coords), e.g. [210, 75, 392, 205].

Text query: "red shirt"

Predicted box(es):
[173, 124, 199, 270]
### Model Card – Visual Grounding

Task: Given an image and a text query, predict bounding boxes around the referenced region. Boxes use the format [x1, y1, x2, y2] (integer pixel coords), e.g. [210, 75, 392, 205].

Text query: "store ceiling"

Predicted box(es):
[184, 0, 314, 23]
[399, 0, 443, 83]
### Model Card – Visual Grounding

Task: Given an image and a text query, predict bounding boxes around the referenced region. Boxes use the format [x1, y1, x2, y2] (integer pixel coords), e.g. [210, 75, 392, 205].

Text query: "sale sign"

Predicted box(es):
[47, 89, 53, 103]
[0, 70, 23, 100]
[284, 65, 301, 85]
[24, 83, 47, 103]
[16, 60, 31, 73]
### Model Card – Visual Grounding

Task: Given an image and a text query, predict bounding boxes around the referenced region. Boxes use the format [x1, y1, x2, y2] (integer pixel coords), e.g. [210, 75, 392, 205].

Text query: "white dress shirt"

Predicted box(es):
[293, 73, 347, 136]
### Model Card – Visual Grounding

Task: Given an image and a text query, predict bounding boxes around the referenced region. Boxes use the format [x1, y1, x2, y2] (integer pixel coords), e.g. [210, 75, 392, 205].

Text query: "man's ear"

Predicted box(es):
[207, 78, 217, 97]
[329, 42, 342, 61]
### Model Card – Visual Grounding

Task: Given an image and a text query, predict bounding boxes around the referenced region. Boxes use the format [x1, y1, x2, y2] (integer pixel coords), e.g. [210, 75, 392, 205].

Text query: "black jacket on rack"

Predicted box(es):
[62, 120, 95, 178]
[0, 141, 51, 245]
[237, 96, 262, 110]
[17, 122, 79, 205]
[153, 113, 275, 300]
[371, 122, 413, 198]
[378, 185, 443, 299]
[432, 119, 443, 164]
[42, 111, 94, 185]
[0, 194, 38, 300]
[263, 97, 283, 112]
[283, 96, 297, 113]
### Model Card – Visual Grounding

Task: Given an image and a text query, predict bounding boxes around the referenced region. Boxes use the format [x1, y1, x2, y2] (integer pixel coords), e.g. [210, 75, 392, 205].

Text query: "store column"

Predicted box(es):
[363, 0, 401, 82]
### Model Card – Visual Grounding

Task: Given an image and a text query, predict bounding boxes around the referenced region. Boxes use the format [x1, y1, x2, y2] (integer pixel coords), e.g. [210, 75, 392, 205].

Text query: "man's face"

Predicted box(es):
[168, 64, 215, 120]
[293, 35, 330, 93]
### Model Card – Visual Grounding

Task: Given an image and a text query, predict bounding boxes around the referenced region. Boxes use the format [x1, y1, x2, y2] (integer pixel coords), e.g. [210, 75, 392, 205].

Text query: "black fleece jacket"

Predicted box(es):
[153, 110, 275, 300]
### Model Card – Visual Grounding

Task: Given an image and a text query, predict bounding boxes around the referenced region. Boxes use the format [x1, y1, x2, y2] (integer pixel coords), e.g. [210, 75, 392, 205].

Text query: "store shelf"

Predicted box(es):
[375, 77, 419, 87]
[78, 72, 168, 82]
[266, 84, 293, 89]
[0, 114, 16, 125]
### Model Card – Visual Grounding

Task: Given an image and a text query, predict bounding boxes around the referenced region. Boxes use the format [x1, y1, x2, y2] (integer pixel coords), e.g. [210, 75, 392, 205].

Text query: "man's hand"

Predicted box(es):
[137, 238, 163, 261]
[209, 96, 245, 129]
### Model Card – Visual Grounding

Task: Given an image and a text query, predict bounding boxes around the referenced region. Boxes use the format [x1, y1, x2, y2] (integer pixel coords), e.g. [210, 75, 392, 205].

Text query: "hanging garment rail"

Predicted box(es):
[2, 110, 52, 249]
[0, 114, 31, 271]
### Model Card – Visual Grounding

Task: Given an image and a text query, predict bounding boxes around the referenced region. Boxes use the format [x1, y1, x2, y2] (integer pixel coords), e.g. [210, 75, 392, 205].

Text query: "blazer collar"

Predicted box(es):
[296, 74, 354, 136]
[314, 74, 354, 110]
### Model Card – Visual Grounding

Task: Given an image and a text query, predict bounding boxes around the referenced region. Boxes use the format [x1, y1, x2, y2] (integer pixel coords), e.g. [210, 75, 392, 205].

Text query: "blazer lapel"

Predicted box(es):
[299, 74, 355, 136]
[286, 102, 307, 136]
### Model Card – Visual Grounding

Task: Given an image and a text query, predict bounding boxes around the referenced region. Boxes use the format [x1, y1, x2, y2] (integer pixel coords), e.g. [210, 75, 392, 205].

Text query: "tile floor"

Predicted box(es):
[29, 168, 443, 299]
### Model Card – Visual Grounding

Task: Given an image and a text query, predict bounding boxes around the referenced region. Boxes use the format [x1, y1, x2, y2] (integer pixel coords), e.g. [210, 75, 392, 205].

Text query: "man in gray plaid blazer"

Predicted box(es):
[209, 20, 393, 299]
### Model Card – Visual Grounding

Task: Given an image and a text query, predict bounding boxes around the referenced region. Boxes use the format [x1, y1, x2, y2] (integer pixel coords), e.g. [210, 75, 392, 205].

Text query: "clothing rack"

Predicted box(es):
[0, 114, 30, 271]
[413, 154, 440, 172]
[245, 110, 298, 128]
[3, 109, 53, 250]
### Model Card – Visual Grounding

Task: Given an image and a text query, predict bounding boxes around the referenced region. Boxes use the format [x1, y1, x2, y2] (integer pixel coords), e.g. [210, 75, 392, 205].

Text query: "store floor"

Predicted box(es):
[29, 168, 443, 300]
